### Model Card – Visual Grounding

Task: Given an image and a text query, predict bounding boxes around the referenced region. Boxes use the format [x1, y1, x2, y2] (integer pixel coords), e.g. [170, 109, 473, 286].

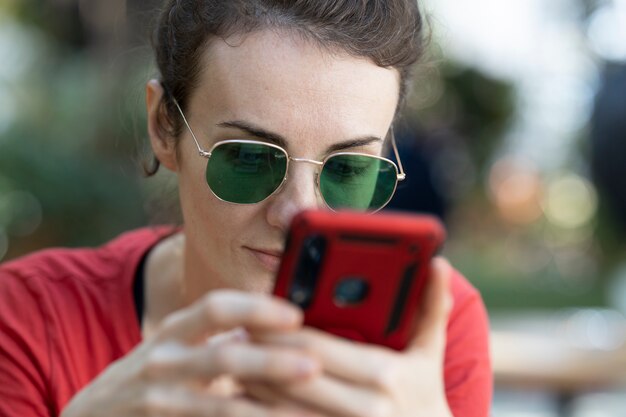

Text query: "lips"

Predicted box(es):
[245, 247, 283, 272]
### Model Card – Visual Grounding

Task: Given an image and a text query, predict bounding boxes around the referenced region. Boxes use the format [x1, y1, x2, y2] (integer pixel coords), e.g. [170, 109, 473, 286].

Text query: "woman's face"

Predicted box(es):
[156, 30, 399, 293]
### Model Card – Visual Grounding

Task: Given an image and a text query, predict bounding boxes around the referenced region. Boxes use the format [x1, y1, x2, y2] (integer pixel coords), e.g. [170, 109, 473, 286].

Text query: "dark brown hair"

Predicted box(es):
[146, 0, 426, 175]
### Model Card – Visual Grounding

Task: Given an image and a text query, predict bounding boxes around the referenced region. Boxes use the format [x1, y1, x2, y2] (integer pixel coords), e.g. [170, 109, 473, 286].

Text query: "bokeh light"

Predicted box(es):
[0, 19, 35, 135]
[558, 309, 626, 351]
[587, 0, 626, 62]
[489, 157, 544, 225]
[543, 174, 598, 230]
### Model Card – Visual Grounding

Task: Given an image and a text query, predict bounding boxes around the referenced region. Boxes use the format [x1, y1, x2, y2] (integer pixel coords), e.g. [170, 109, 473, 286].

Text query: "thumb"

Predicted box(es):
[407, 257, 454, 356]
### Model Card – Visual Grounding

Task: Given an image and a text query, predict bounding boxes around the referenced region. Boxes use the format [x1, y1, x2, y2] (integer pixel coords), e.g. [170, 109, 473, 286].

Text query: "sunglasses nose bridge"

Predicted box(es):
[288, 157, 324, 166]
[280, 156, 325, 205]
[287, 157, 324, 184]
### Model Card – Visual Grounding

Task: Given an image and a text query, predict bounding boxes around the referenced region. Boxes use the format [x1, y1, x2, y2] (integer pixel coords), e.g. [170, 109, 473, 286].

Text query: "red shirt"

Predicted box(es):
[0, 227, 492, 417]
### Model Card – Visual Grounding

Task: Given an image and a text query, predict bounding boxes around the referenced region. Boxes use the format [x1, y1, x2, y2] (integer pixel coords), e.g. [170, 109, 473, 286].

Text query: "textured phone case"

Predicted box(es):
[274, 210, 445, 351]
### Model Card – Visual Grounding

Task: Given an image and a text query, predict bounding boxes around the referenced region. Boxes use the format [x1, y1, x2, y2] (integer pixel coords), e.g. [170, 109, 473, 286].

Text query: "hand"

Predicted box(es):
[61, 290, 322, 417]
[246, 257, 455, 417]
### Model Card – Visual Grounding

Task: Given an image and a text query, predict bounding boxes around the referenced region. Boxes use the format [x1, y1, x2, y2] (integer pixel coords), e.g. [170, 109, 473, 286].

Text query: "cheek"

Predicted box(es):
[176, 156, 228, 257]
[179, 179, 239, 277]
[177, 150, 264, 234]
[178, 160, 209, 218]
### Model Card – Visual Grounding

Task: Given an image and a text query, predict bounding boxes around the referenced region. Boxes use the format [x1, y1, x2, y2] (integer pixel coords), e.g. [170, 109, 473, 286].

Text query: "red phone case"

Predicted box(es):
[274, 210, 445, 351]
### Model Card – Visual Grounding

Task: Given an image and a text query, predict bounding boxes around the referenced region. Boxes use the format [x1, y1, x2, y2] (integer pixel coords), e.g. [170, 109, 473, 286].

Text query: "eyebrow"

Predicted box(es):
[216, 120, 383, 154]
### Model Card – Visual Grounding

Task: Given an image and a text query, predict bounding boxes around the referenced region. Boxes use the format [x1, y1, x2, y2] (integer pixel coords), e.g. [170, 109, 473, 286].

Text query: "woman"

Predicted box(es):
[0, 1, 491, 416]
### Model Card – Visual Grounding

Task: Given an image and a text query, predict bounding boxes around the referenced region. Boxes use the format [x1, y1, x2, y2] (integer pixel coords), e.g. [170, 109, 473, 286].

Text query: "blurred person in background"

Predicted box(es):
[385, 126, 449, 220]
[0, 1, 491, 417]
[591, 64, 626, 237]
[592, 63, 626, 314]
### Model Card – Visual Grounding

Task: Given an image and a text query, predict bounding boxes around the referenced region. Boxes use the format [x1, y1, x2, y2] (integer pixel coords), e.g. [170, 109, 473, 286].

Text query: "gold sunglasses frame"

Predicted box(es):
[172, 99, 406, 212]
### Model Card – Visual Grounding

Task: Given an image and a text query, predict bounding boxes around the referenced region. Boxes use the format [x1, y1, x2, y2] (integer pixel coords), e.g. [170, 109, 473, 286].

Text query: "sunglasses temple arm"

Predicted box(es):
[390, 128, 406, 181]
[172, 98, 210, 157]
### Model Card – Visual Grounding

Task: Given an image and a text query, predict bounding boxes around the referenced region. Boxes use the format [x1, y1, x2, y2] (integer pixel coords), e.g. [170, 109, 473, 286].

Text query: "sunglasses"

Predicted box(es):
[173, 100, 405, 212]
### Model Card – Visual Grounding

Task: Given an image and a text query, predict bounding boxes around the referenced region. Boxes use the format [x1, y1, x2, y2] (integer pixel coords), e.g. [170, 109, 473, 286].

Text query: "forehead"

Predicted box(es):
[188, 30, 400, 149]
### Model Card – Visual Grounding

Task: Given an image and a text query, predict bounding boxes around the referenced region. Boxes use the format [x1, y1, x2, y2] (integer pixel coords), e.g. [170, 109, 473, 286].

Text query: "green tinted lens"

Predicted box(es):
[319, 154, 397, 211]
[206, 142, 287, 204]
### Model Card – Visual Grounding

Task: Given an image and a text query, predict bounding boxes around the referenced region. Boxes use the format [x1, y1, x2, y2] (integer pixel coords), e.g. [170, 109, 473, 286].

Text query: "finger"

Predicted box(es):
[252, 328, 399, 389]
[205, 327, 250, 347]
[155, 290, 303, 344]
[140, 385, 307, 417]
[245, 382, 298, 407]
[257, 375, 392, 417]
[143, 341, 320, 384]
[244, 382, 326, 417]
[407, 257, 453, 354]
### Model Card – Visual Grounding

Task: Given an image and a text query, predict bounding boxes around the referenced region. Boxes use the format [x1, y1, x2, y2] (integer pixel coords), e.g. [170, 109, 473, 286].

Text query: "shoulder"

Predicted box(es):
[449, 268, 482, 309]
[0, 226, 178, 288]
[447, 267, 489, 336]
[0, 226, 179, 340]
[446, 267, 489, 347]
[444, 267, 492, 417]
[0, 226, 180, 411]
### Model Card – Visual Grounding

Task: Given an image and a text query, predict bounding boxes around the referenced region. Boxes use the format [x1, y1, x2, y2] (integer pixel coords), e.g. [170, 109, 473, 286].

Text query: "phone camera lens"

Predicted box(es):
[304, 235, 324, 264]
[334, 278, 369, 305]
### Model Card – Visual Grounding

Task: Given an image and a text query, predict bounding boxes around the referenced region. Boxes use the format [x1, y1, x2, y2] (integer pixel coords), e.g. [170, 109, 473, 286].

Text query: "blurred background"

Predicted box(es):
[1, 0, 625, 415]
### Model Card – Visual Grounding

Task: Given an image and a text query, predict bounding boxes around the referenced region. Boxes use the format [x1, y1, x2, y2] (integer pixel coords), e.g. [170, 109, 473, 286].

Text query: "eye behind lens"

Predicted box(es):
[205, 141, 288, 204]
[320, 155, 395, 211]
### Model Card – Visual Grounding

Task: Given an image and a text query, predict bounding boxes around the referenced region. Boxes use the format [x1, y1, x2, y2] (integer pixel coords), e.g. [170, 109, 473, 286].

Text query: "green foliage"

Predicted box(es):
[412, 61, 517, 174]
[0, 6, 155, 258]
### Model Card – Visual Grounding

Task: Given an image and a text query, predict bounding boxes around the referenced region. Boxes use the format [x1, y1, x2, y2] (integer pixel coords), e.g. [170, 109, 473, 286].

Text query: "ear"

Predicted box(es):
[146, 79, 179, 172]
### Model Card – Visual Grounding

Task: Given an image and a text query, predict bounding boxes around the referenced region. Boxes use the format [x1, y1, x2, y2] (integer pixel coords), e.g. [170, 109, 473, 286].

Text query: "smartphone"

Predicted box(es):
[273, 210, 446, 351]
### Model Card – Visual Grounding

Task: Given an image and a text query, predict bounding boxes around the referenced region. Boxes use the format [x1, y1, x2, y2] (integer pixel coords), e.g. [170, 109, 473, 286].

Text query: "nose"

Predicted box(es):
[265, 161, 324, 232]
